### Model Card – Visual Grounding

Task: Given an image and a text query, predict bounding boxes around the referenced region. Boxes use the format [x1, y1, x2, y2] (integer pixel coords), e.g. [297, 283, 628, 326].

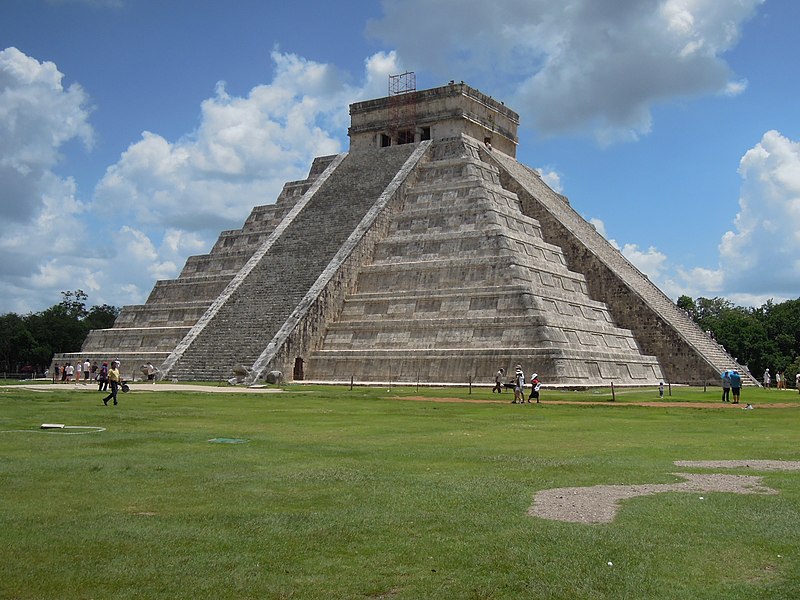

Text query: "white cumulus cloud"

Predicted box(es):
[588, 130, 800, 305]
[93, 50, 405, 237]
[368, 0, 764, 143]
[88, 50, 405, 309]
[0, 47, 93, 223]
[0, 47, 95, 312]
[717, 130, 800, 299]
[535, 167, 563, 193]
[0, 47, 405, 313]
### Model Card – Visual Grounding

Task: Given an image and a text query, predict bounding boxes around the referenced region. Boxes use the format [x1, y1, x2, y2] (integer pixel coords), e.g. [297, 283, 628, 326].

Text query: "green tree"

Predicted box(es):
[713, 309, 771, 374]
[761, 299, 800, 369]
[682, 295, 799, 380]
[25, 303, 87, 357]
[676, 295, 697, 320]
[0, 290, 120, 373]
[58, 290, 89, 319]
[786, 357, 800, 391]
[85, 304, 120, 330]
[693, 297, 736, 333]
[0, 313, 30, 371]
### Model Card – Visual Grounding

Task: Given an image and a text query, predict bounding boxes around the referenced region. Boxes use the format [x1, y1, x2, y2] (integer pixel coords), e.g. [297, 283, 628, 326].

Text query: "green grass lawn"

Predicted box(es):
[1, 384, 798, 599]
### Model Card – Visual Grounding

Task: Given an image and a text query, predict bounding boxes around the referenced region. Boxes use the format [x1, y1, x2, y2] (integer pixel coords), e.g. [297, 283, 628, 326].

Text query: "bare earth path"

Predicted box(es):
[529, 461, 800, 524]
[395, 396, 799, 408]
[6, 383, 282, 394]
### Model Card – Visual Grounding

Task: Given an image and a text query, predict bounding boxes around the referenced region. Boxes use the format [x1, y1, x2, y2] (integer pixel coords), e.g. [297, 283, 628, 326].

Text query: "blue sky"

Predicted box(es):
[1, 0, 799, 314]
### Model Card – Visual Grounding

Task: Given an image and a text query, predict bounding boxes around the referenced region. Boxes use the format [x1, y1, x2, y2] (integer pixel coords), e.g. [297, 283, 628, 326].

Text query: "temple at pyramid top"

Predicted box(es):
[349, 81, 520, 157]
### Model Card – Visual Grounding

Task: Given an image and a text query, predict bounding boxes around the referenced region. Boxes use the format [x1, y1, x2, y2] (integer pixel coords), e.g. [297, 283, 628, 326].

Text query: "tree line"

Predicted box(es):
[0, 290, 119, 374]
[678, 295, 800, 385]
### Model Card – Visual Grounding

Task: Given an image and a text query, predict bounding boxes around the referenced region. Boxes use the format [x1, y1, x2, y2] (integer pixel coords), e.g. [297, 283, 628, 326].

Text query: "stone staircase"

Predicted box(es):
[52, 156, 338, 378]
[485, 150, 757, 385]
[306, 136, 664, 385]
[161, 144, 423, 381]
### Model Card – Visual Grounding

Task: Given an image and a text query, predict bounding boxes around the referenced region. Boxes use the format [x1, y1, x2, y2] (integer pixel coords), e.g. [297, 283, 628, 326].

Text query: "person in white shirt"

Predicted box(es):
[512, 367, 525, 404]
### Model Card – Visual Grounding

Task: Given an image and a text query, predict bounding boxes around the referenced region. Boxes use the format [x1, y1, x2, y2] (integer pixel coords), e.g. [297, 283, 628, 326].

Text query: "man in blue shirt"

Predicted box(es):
[730, 370, 742, 404]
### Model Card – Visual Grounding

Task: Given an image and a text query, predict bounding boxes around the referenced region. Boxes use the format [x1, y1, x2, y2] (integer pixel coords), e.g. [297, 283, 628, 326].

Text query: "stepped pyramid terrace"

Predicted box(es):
[54, 81, 756, 387]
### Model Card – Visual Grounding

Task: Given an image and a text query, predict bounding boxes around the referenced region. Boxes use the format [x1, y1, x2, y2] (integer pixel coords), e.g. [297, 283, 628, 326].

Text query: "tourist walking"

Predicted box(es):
[528, 372, 541, 403]
[97, 361, 109, 391]
[83, 358, 91, 382]
[102, 361, 121, 406]
[763, 368, 771, 389]
[493, 368, 504, 393]
[721, 370, 731, 402]
[512, 366, 525, 404]
[730, 370, 742, 404]
[75, 360, 82, 384]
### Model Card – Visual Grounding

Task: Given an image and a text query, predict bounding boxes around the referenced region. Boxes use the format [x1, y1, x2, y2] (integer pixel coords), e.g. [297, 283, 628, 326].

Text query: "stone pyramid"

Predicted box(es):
[60, 82, 754, 386]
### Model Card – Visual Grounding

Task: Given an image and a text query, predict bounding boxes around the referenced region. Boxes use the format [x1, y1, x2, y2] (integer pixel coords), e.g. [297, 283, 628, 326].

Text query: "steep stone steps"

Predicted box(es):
[164, 144, 422, 381]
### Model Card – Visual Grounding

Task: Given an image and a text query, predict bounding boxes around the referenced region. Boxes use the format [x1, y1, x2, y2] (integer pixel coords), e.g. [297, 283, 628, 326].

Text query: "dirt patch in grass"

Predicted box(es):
[529, 460, 800, 524]
[391, 396, 798, 408]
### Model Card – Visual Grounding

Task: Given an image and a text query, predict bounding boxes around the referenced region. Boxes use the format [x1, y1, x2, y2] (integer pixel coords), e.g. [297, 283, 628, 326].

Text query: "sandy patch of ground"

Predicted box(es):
[392, 396, 798, 408]
[530, 460, 800, 524]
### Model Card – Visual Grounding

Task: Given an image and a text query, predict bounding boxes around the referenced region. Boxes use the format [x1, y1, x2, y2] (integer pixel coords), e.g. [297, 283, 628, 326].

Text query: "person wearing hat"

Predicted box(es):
[512, 366, 525, 403]
[528, 373, 541, 403]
